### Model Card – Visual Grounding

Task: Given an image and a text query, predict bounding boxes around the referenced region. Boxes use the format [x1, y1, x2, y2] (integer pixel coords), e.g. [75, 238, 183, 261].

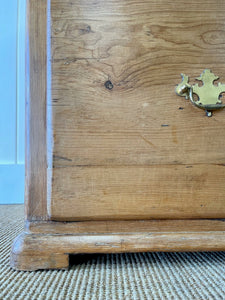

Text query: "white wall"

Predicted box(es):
[0, 0, 25, 204]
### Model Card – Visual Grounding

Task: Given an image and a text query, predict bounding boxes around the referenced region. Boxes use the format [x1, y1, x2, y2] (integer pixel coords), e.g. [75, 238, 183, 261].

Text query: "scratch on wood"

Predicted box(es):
[95, 242, 120, 248]
[139, 135, 156, 148]
[53, 155, 72, 162]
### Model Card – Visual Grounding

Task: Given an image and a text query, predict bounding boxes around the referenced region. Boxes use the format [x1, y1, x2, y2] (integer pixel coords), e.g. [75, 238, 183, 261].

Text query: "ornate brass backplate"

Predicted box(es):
[175, 69, 225, 117]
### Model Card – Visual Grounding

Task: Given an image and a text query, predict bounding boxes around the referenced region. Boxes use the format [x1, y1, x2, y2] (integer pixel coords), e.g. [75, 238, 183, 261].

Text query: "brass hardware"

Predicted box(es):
[175, 69, 225, 117]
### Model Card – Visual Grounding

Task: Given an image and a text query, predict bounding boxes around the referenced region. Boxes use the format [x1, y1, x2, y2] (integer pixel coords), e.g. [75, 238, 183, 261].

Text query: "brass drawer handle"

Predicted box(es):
[175, 69, 225, 117]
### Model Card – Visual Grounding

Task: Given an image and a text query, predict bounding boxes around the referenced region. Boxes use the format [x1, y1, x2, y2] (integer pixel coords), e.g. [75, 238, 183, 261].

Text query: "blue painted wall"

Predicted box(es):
[0, 0, 26, 204]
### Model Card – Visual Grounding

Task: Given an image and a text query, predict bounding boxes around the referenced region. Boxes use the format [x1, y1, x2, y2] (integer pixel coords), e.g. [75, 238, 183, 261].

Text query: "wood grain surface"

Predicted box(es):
[12, 0, 225, 270]
[25, 0, 49, 221]
[51, 164, 225, 220]
[11, 219, 225, 270]
[26, 219, 225, 234]
[50, 0, 225, 220]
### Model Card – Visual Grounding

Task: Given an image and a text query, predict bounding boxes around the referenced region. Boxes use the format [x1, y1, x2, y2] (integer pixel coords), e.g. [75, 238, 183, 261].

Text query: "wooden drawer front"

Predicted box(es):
[50, 0, 225, 220]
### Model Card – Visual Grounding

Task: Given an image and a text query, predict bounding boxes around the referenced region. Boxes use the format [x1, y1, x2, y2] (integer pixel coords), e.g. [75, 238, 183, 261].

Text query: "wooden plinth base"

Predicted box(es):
[11, 219, 225, 271]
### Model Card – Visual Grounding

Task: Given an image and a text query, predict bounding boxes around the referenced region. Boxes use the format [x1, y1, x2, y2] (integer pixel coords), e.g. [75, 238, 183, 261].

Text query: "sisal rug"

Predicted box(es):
[0, 205, 225, 300]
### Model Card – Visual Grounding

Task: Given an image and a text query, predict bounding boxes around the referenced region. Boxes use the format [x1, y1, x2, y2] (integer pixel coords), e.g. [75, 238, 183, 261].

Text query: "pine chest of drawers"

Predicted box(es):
[11, 0, 225, 270]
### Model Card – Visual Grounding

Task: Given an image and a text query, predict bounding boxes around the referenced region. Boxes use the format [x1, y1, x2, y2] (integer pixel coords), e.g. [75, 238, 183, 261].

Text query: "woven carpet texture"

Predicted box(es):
[1, 205, 225, 300]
